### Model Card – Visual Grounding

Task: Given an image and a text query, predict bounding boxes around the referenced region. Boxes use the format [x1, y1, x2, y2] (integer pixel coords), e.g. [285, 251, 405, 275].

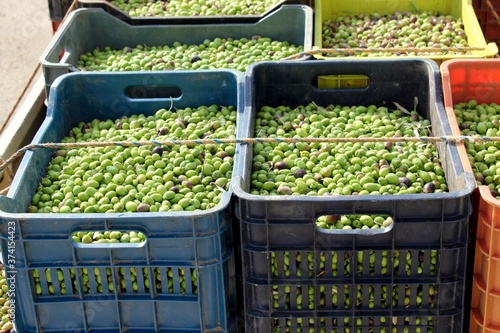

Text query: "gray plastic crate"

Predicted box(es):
[232, 59, 476, 333]
[40, 5, 313, 99]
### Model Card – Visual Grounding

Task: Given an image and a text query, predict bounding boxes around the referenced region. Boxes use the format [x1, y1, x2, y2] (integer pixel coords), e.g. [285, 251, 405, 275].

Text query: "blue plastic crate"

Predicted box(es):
[232, 59, 476, 333]
[40, 5, 313, 99]
[0, 70, 244, 333]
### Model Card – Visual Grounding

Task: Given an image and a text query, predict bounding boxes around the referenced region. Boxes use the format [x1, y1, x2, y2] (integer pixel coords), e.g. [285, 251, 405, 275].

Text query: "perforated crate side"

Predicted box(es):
[245, 313, 465, 333]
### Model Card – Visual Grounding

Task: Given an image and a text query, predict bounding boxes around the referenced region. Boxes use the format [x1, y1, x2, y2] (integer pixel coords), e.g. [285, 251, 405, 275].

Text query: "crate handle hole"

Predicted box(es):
[125, 85, 182, 99]
[315, 213, 394, 233]
[59, 47, 70, 62]
[70, 230, 147, 247]
[312, 74, 370, 89]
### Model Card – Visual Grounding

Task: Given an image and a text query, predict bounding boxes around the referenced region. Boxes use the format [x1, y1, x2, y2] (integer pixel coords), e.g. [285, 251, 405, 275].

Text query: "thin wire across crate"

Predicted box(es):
[285, 46, 486, 60]
[0, 135, 496, 173]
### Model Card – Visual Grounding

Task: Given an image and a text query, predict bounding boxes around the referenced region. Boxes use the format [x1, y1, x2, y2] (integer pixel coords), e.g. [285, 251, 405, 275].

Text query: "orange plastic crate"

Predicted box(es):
[441, 58, 500, 333]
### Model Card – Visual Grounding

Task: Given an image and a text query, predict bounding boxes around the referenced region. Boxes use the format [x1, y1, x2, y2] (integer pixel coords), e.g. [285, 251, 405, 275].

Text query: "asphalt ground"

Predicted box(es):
[0, 0, 53, 132]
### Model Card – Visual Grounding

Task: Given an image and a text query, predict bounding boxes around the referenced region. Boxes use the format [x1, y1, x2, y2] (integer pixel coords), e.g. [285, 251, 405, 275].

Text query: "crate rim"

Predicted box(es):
[77, 0, 298, 24]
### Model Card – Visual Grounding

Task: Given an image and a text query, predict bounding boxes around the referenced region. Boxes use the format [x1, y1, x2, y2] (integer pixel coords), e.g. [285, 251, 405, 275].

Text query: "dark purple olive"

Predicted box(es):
[274, 161, 288, 170]
[273, 114, 282, 121]
[491, 189, 499, 198]
[458, 123, 469, 130]
[157, 127, 168, 135]
[293, 169, 307, 178]
[182, 180, 193, 188]
[115, 122, 123, 130]
[423, 182, 436, 193]
[384, 142, 393, 150]
[399, 177, 411, 188]
[137, 203, 150, 212]
[191, 55, 201, 63]
[151, 146, 164, 155]
[170, 186, 179, 193]
[474, 172, 485, 184]
[125, 47, 133, 53]
[82, 124, 91, 133]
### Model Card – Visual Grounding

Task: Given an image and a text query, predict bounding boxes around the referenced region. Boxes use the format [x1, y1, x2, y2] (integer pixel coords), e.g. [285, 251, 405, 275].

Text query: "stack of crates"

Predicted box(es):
[441, 58, 500, 333]
[6, 1, 313, 332]
[4, 0, 500, 332]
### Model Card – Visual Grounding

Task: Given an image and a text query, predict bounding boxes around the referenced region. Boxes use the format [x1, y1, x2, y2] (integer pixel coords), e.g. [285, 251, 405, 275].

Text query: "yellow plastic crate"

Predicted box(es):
[313, 0, 498, 63]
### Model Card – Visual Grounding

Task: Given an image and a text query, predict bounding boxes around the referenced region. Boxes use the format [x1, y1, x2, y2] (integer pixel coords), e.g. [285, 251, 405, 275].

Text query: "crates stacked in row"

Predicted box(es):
[472, 0, 500, 44]
[313, 0, 499, 63]
[0, 70, 244, 333]
[40, 5, 313, 99]
[441, 58, 500, 333]
[232, 59, 476, 332]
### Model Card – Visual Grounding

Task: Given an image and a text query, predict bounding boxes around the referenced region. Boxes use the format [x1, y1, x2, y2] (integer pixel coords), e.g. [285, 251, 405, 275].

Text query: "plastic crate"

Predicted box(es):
[232, 59, 476, 333]
[0, 70, 244, 333]
[440, 58, 500, 333]
[77, 0, 312, 25]
[474, 0, 500, 43]
[313, 0, 499, 64]
[40, 6, 313, 100]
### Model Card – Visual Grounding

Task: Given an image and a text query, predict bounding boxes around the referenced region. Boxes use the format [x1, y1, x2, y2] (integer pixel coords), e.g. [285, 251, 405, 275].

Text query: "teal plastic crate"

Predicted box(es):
[0, 70, 244, 333]
[40, 5, 313, 99]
